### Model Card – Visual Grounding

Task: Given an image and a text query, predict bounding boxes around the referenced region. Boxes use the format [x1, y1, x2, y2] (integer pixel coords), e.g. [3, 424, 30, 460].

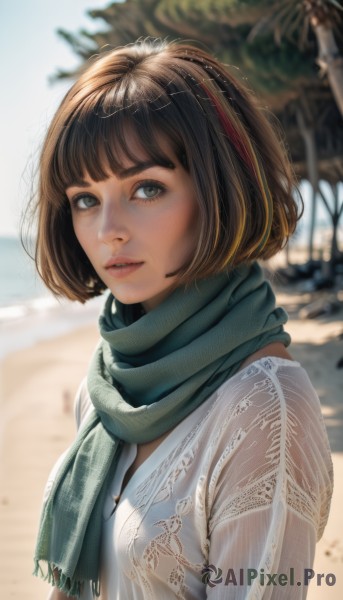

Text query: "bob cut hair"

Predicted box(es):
[28, 38, 301, 303]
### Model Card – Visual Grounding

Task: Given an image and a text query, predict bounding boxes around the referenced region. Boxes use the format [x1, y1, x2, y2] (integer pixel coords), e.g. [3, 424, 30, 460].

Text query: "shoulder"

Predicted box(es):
[211, 356, 327, 432]
[205, 357, 333, 532]
[209, 356, 332, 466]
[207, 357, 332, 494]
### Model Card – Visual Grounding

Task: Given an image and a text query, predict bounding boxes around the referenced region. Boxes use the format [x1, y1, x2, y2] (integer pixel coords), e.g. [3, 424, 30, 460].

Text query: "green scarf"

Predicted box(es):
[34, 262, 290, 597]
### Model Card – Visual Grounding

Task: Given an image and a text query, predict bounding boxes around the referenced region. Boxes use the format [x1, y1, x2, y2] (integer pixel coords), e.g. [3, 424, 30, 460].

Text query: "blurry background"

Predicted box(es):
[0, 1, 342, 599]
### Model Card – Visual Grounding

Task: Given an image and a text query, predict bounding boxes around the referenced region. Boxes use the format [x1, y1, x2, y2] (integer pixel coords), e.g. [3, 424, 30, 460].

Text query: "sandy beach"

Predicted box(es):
[0, 282, 342, 599]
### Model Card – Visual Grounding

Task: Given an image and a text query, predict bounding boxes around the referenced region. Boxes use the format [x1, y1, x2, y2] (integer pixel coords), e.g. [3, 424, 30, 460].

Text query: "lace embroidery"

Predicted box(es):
[209, 470, 279, 533]
[153, 448, 198, 504]
[142, 497, 203, 598]
[135, 395, 218, 507]
[207, 427, 246, 506]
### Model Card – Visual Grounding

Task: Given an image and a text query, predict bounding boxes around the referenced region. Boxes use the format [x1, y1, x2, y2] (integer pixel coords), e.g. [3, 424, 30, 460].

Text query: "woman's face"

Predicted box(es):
[65, 144, 199, 312]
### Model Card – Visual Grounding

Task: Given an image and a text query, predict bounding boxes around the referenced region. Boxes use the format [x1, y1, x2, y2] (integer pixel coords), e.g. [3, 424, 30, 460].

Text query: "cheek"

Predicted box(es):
[180, 199, 200, 249]
[159, 202, 199, 268]
[162, 207, 197, 248]
[72, 218, 91, 249]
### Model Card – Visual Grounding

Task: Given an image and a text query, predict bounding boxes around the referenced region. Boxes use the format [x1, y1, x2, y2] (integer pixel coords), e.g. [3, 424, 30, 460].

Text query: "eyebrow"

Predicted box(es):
[117, 160, 175, 179]
[67, 160, 175, 188]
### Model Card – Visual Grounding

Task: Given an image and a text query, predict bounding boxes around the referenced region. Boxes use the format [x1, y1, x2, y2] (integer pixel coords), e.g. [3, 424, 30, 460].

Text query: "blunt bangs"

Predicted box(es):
[52, 74, 205, 194]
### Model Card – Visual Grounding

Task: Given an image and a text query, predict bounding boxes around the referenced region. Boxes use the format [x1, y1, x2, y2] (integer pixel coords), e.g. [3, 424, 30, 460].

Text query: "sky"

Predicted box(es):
[0, 0, 112, 236]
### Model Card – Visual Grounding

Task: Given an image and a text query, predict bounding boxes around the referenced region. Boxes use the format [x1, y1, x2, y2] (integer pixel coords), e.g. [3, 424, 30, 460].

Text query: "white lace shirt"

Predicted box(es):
[53, 357, 333, 600]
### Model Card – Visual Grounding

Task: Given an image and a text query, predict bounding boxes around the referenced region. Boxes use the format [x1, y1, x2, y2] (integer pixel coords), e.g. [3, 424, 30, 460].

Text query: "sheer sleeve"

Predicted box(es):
[205, 359, 333, 599]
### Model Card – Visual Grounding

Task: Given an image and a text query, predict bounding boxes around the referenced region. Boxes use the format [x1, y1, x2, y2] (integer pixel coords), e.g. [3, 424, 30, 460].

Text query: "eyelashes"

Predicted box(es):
[71, 193, 98, 210]
[69, 180, 166, 211]
[132, 181, 166, 201]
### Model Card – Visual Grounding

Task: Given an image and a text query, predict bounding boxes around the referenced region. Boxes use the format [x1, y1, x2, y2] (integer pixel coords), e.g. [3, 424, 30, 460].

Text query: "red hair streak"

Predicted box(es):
[201, 85, 253, 173]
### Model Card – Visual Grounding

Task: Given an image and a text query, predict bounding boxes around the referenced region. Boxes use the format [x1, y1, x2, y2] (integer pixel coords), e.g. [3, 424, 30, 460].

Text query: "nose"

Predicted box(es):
[97, 201, 130, 245]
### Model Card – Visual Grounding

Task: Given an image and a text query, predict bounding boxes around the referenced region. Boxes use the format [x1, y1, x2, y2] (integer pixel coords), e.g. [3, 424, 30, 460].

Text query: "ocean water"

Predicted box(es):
[0, 237, 48, 308]
[0, 236, 103, 358]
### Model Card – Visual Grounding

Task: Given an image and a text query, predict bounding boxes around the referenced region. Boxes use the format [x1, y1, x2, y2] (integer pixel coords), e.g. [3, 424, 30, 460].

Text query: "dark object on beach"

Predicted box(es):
[276, 260, 322, 284]
[276, 258, 338, 292]
[336, 357, 343, 369]
[305, 276, 335, 292]
[299, 297, 341, 319]
[62, 389, 72, 414]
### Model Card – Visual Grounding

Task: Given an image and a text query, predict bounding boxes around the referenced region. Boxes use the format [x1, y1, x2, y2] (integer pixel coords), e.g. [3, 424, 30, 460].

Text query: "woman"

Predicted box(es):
[30, 39, 333, 599]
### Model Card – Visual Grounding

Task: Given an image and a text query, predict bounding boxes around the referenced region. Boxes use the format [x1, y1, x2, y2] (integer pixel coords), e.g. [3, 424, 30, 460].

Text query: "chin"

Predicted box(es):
[107, 285, 147, 306]
[108, 281, 175, 310]
[111, 292, 143, 305]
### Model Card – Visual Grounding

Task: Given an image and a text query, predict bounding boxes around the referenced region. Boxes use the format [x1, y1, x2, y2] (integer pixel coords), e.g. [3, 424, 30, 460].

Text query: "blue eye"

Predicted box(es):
[72, 195, 98, 210]
[134, 182, 164, 200]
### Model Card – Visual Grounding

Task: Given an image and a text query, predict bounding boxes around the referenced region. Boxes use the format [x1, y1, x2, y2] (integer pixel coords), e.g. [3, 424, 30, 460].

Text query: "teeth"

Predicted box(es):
[115, 263, 130, 267]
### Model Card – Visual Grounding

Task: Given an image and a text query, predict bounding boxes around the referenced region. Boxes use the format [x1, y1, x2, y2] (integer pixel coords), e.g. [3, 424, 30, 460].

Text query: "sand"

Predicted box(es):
[0, 285, 342, 599]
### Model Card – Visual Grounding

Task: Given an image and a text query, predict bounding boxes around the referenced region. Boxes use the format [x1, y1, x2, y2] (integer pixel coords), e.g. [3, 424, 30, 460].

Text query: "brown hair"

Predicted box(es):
[26, 38, 302, 302]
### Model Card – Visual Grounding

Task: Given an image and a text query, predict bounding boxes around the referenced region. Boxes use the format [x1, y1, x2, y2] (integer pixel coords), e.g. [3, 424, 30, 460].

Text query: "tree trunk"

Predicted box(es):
[296, 105, 319, 262]
[312, 23, 343, 117]
[328, 182, 343, 264]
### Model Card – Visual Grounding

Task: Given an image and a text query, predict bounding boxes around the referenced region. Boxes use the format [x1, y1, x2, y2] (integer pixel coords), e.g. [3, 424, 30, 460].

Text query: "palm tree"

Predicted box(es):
[304, 0, 343, 115]
[247, 0, 343, 115]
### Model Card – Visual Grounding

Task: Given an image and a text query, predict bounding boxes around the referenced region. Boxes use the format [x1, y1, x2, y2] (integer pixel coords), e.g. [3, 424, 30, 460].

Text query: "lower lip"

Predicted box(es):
[105, 263, 144, 279]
